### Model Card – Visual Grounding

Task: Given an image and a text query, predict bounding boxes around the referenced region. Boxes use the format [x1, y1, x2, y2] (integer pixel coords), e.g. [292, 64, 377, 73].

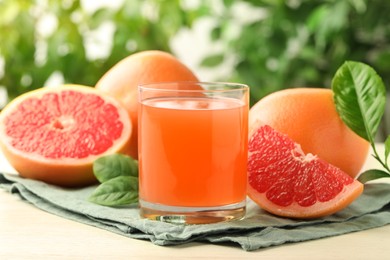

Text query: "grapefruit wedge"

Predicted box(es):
[248, 124, 364, 219]
[0, 85, 132, 187]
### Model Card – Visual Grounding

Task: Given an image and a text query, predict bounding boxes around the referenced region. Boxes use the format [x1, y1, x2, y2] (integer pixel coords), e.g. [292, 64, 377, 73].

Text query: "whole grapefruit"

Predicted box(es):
[95, 50, 199, 159]
[0, 85, 132, 187]
[249, 88, 370, 178]
[248, 124, 363, 219]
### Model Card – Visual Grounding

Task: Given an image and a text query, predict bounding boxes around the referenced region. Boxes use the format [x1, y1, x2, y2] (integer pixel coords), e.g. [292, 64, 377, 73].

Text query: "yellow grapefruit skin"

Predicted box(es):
[0, 85, 132, 187]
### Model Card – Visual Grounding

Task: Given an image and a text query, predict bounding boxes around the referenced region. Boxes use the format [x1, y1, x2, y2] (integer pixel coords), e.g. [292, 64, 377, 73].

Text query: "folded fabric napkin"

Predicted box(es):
[1, 172, 390, 251]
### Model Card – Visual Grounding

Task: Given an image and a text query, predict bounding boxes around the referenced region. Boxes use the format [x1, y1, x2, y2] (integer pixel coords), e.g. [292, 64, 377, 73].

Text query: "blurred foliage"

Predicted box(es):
[0, 0, 207, 101]
[202, 0, 390, 104]
[202, 0, 390, 140]
[0, 0, 389, 138]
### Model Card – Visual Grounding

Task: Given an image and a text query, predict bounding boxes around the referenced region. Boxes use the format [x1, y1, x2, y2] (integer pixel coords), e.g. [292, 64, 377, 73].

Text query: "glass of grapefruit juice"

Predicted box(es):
[138, 82, 249, 224]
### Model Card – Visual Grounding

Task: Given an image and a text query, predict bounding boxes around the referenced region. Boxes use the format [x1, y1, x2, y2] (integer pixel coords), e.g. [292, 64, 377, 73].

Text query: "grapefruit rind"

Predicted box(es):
[248, 180, 363, 219]
[248, 88, 370, 178]
[0, 85, 132, 187]
[247, 124, 364, 219]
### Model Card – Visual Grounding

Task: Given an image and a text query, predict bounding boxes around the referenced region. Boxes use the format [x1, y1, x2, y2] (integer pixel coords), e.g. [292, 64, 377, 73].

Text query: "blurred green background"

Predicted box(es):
[0, 0, 389, 139]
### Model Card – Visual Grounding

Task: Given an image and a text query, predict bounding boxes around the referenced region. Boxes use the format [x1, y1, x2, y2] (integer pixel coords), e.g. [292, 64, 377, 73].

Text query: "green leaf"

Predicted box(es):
[88, 176, 138, 206]
[357, 169, 390, 184]
[385, 135, 390, 162]
[93, 154, 138, 183]
[307, 5, 328, 32]
[90, 8, 115, 29]
[210, 26, 222, 41]
[331, 61, 387, 142]
[223, 0, 234, 7]
[200, 54, 224, 67]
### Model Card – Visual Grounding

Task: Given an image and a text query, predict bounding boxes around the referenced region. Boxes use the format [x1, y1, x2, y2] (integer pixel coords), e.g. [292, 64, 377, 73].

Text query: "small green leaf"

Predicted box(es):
[88, 176, 138, 206]
[210, 26, 222, 41]
[200, 54, 224, 67]
[93, 154, 138, 183]
[332, 61, 386, 142]
[385, 135, 390, 163]
[307, 5, 328, 32]
[222, 0, 234, 7]
[357, 169, 390, 184]
[90, 8, 115, 29]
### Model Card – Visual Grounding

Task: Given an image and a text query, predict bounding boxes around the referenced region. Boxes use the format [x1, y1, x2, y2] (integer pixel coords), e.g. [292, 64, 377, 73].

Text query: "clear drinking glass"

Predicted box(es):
[138, 82, 249, 224]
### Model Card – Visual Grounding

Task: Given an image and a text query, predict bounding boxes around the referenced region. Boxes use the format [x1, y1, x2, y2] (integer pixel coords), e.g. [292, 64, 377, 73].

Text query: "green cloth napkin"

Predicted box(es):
[1, 172, 390, 251]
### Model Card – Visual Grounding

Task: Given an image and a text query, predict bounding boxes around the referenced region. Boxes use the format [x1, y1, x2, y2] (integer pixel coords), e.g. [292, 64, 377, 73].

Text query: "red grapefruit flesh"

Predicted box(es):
[248, 124, 364, 219]
[0, 85, 132, 187]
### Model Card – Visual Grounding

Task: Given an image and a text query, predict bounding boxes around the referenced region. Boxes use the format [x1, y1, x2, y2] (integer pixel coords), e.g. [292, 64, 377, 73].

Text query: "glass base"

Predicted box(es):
[139, 199, 246, 224]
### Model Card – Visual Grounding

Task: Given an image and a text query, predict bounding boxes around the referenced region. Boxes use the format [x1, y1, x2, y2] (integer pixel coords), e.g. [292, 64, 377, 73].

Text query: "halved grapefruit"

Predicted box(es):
[0, 85, 132, 187]
[248, 124, 364, 219]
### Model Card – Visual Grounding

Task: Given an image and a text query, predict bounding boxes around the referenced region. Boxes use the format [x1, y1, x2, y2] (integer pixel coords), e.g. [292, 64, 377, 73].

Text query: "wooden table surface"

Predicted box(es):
[1, 145, 390, 259]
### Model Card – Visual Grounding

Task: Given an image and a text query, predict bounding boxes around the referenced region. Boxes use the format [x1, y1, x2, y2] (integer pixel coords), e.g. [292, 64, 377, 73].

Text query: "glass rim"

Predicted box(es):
[138, 81, 249, 92]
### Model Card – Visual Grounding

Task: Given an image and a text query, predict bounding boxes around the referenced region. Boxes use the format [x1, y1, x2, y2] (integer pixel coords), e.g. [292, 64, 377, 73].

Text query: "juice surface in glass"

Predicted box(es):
[139, 96, 248, 207]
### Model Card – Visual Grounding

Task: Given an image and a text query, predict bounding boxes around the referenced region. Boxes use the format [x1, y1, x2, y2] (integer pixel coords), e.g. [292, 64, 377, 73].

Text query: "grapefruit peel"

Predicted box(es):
[0, 85, 132, 187]
[247, 124, 364, 219]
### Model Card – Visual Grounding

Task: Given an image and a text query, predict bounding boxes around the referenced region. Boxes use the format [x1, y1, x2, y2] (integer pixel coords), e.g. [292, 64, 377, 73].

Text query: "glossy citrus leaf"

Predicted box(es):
[332, 61, 386, 142]
[357, 169, 390, 184]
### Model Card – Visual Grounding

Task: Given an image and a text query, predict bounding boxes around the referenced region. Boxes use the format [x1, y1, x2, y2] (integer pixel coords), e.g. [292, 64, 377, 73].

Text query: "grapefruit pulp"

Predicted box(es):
[247, 124, 364, 219]
[0, 85, 132, 187]
[249, 88, 370, 178]
[95, 50, 200, 159]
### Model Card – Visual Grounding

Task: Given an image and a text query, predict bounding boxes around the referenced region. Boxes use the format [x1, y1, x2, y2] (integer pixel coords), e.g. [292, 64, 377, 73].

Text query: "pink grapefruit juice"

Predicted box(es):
[139, 96, 248, 207]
